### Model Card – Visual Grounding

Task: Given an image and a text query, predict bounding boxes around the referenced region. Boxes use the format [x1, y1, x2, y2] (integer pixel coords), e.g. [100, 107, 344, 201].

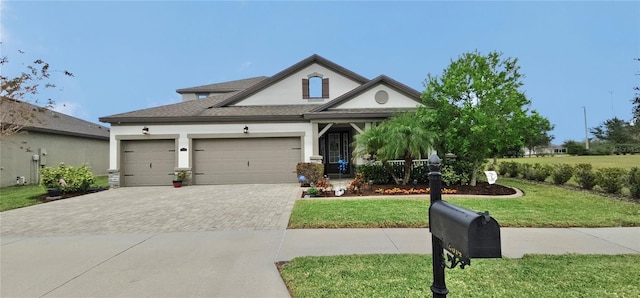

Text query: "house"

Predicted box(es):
[99, 54, 423, 187]
[524, 144, 567, 156]
[0, 98, 110, 187]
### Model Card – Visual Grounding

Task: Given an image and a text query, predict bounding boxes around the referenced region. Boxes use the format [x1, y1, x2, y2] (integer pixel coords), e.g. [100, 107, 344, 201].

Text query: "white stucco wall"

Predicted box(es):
[233, 64, 363, 106]
[333, 85, 424, 109]
[108, 122, 314, 170]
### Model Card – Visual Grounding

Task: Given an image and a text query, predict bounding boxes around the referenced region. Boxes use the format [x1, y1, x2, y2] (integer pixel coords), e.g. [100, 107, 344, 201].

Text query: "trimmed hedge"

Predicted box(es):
[296, 163, 324, 185]
[574, 163, 597, 190]
[551, 164, 574, 185]
[628, 167, 640, 199]
[595, 167, 627, 194]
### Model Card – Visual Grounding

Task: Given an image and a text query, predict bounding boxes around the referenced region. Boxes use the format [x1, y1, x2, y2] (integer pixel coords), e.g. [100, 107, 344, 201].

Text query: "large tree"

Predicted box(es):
[590, 117, 635, 145]
[522, 110, 555, 156]
[353, 112, 436, 185]
[0, 49, 73, 138]
[421, 50, 552, 185]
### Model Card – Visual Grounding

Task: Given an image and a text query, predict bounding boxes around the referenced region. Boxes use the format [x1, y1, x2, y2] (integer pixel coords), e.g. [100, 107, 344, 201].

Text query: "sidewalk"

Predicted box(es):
[276, 227, 640, 261]
[2, 227, 638, 297]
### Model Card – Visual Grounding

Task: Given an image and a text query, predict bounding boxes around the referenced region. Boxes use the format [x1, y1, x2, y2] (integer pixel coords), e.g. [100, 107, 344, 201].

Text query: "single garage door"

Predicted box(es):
[193, 137, 301, 184]
[121, 139, 176, 186]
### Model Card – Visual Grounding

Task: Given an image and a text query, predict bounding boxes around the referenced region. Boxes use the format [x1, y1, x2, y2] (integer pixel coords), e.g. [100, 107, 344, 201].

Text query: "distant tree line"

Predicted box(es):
[563, 58, 640, 155]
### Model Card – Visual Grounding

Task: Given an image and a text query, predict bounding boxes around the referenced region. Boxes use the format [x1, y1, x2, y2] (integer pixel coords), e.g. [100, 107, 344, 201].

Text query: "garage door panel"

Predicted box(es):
[193, 138, 301, 185]
[121, 140, 176, 186]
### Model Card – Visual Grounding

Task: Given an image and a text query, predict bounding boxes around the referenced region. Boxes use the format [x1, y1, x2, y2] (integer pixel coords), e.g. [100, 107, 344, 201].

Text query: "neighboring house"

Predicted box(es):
[524, 144, 567, 156]
[0, 98, 110, 187]
[99, 54, 423, 187]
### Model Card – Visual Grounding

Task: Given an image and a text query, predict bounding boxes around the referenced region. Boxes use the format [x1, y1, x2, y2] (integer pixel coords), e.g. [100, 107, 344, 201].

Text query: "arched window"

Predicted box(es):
[308, 76, 322, 98]
[302, 74, 329, 99]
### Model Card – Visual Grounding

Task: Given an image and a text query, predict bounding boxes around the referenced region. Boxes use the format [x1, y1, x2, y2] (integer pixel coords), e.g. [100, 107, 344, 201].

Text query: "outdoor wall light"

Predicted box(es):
[243, 126, 249, 134]
[142, 126, 149, 135]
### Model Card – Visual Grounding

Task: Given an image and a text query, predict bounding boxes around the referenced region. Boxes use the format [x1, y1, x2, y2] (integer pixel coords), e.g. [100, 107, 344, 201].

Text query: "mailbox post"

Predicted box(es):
[428, 154, 448, 298]
[428, 153, 502, 297]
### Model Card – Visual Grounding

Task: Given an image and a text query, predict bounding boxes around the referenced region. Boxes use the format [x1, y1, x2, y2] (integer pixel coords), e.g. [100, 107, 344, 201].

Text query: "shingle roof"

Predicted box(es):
[212, 54, 370, 108]
[1, 97, 109, 139]
[175, 76, 268, 94]
[99, 92, 318, 123]
[99, 55, 423, 124]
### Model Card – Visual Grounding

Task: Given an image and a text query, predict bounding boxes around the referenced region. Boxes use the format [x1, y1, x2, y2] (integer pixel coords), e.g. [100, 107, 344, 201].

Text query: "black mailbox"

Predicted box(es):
[429, 200, 501, 265]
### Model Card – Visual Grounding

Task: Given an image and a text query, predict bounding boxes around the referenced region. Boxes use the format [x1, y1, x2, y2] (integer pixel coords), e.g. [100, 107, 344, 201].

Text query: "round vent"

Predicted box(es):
[375, 90, 389, 104]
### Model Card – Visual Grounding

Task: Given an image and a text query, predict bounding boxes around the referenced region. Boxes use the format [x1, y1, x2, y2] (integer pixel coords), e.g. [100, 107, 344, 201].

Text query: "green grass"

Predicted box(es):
[0, 176, 109, 212]
[279, 254, 640, 298]
[496, 154, 640, 170]
[288, 178, 640, 228]
[494, 154, 638, 193]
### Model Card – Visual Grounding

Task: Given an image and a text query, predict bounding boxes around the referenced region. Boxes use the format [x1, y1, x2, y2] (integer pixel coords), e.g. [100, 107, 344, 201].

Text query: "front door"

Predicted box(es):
[320, 130, 351, 175]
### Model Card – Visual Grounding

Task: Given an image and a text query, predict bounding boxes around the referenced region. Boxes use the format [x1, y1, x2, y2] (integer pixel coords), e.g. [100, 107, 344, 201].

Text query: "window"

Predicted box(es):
[302, 75, 329, 99]
[309, 76, 322, 98]
[196, 93, 209, 99]
[328, 133, 340, 163]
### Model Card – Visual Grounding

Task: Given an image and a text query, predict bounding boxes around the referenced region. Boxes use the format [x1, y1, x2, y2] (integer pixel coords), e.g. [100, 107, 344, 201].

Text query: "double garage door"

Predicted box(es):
[193, 137, 301, 185]
[121, 138, 301, 186]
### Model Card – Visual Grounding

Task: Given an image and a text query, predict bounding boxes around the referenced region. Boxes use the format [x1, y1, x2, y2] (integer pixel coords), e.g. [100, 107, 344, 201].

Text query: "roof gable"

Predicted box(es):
[310, 75, 423, 112]
[212, 54, 369, 108]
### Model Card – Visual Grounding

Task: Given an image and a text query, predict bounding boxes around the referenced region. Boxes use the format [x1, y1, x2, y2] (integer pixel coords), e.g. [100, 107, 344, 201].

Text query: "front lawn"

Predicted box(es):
[0, 176, 109, 212]
[288, 178, 640, 228]
[278, 254, 640, 298]
[496, 154, 640, 170]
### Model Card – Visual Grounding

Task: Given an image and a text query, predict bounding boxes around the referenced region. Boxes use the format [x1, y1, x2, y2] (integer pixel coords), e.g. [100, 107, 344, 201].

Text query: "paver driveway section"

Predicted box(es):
[0, 184, 301, 236]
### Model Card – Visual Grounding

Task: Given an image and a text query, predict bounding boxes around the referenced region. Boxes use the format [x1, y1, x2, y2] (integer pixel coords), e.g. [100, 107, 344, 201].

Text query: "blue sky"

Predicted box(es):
[2, 0, 638, 143]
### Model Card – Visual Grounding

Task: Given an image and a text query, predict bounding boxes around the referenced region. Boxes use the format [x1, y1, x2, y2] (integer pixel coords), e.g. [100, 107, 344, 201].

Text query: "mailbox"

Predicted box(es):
[429, 200, 501, 265]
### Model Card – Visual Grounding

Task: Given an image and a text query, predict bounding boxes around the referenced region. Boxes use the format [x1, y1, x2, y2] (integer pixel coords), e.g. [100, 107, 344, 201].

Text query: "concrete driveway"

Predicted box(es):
[1, 184, 300, 297]
[1, 184, 301, 236]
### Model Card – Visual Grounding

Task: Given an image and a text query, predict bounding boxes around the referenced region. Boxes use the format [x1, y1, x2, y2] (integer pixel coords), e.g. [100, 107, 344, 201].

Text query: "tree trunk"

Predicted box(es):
[469, 161, 481, 186]
[383, 162, 402, 185]
[402, 155, 413, 185]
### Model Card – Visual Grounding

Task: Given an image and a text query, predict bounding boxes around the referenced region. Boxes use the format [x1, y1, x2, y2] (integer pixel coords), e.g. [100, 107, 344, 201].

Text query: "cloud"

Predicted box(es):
[237, 60, 252, 73]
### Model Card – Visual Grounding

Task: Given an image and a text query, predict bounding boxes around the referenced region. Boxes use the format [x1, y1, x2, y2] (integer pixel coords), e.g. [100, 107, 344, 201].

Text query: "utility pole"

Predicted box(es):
[583, 106, 589, 150]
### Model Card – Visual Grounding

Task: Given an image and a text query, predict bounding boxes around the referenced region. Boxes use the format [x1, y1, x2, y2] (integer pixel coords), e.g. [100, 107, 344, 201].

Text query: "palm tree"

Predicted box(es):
[353, 112, 436, 185]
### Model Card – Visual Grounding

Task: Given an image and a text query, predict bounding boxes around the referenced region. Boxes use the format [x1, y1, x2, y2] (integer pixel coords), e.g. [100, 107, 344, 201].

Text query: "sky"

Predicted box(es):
[1, 0, 638, 144]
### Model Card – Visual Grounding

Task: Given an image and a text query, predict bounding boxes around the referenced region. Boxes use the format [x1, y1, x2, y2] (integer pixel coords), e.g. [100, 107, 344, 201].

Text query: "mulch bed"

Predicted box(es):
[303, 181, 516, 198]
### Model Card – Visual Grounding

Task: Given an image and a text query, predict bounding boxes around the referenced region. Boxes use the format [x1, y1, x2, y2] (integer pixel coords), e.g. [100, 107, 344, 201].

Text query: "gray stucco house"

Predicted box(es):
[99, 54, 423, 187]
[0, 98, 110, 187]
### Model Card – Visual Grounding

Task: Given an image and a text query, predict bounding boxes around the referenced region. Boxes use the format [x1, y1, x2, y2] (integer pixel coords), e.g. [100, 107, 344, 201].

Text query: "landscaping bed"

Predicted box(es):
[303, 181, 516, 198]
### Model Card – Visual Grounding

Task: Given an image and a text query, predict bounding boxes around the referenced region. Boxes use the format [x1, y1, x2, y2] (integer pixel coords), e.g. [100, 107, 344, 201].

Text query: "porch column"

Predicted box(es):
[312, 122, 319, 156]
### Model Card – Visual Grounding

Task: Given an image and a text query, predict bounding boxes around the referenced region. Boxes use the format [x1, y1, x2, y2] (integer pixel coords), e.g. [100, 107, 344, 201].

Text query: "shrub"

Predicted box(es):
[628, 167, 640, 199]
[348, 172, 366, 193]
[574, 163, 597, 190]
[520, 163, 535, 180]
[410, 164, 430, 184]
[357, 163, 391, 184]
[499, 161, 519, 178]
[595, 167, 627, 194]
[40, 163, 96, 193]
[532, 163, 553, 182]
[551, 164, 574, 185]
[441, 163, 469, 186]
[496, 162, 508, 176]
[296, 163, 324, 185]
[306, 187, 319, 197]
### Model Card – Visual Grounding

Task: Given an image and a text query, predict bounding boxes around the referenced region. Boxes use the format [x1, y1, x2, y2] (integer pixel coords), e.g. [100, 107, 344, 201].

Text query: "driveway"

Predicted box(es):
[0, 184, 301, 236]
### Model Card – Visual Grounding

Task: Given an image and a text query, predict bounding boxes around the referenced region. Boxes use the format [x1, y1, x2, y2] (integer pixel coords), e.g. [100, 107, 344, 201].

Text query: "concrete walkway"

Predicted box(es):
[1, 186, 639, 297]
